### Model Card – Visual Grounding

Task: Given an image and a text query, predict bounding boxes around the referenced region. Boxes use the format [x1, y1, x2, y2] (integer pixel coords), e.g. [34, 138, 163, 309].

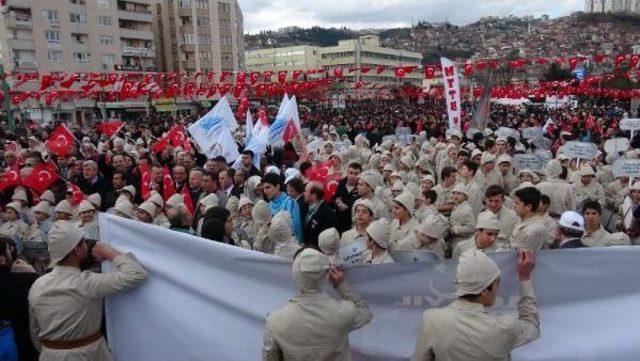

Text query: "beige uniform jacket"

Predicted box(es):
[448, 202, 476, 245]
[363, 250, 395, 264]
[412, 280, 540, 361]
[28, 253, 148, 361]
[452, 236, 498, 260]
[389, 218, 418, 251]
[581, 225, 618, 247]
[572, 181, 606, 207]
[536, 179, 576, 216]
[509, 216, 547, 250]
[540, 213, 558, 248]
[605, 180, 627, 215]
[340, 227, 368, 247]
[393, 234, 446, 260]
[262, 281, 373, 361]
[474, 170, 501, 193]
[465, 181, 484, 216]
[499, 173, 519, 194]
[433, 184, 453, 206]
[480, 208, 518, 249]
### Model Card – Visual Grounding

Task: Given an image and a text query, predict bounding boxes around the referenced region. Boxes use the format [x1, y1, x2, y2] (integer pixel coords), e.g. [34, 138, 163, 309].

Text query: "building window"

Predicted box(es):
[183, 33, 194, 44]
[70, 0, 86, 4]
[196, 0, 208, 9]
[97, 16, 112, 26]
[73, 52, 89, 63]
[100, 35, 113, 45]
[47, 50, 63, 62]
[179, 0, 191, 8]
[198, 35, 210, 44]
[101, 55, 115, 70]
[42, 9, 59, 22]
[69, 12, 87, 24]
[45, 30, 60, 43]
[97, 0, 111, 8]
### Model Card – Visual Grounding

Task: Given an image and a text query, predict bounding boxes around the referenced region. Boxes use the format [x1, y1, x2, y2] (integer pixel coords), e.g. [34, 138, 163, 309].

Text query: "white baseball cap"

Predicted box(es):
[558, 211, 584, 232]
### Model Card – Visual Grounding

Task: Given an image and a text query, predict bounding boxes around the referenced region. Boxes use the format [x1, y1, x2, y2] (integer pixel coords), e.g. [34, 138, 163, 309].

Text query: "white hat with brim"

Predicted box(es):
[121, 185, 137, 198]
[6, 201, 22, 213]
[284, 168, 301, 184]
[452, 183, 469, 197]
[32, 201, 52, 216]
[476, 212, 501, 231]
[393, 192, 415, 215]
[558, 211, 585, 232]
[366, 219, 390, 249]
[48, 220, 84, 267]
[138, 201, 157, 217]
[455, 250, 501, 296]
[114, 201, 133, 218]
[238, 196, 254, 211]
[55, 200, 74, 215]
[77, 200, 95, 214]
[11, 188, 28, 202]
[41, 190, 56, 204]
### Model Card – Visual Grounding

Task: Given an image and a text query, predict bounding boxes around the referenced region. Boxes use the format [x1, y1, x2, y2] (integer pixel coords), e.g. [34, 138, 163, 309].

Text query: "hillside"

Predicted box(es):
[245, 12, 640, 63]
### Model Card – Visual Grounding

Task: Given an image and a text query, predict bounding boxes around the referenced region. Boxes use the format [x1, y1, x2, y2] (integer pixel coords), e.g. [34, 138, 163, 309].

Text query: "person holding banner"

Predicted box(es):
[452, 213, 501, 260]
[28, 220, 148, 361]
[412, 249, 539, 361]
[262, 248, 373, 361]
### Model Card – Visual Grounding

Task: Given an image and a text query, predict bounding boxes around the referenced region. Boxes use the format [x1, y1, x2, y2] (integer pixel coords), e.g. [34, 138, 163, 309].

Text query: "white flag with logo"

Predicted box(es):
[440, 57, 462, 132]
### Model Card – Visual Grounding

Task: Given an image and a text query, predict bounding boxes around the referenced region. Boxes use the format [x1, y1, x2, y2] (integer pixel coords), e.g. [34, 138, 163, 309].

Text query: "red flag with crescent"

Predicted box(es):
[0, 169, 20, 192]
[68, 183, 85, 205]
[23, 162, 59, 194]
[139, 163, 152, 200]
[95, 120, 125, 137]
[168, 125, 187, 147]
[162, 166, 176, 201]
[45, 125, 75, 156]
[181, 185, 195, 216]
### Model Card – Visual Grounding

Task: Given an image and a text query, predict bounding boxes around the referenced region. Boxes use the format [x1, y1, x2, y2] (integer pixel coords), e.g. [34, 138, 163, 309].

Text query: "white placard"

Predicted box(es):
[495, 126, 520, 140]
[604, 138, 630, 154]
[620, 118, 640, 131]
[395, 127, 412, 145]
[562, 141, 598, 160]
[512, 153, 545, 171]
[533, 136, 553, 150]
[613, 158, 640, 178]
[522, 127, 544, 140]
[338, 237, 368, 267]
[534, 149, 553, 164]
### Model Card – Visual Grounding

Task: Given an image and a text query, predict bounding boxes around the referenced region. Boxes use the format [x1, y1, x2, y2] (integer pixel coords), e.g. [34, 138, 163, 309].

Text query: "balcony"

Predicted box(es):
[5, 0, 32, 9]
[181, 43, 195, 52]
[122, 46, 156, 57]
[118, 10, 153, 23]
[5, 14, 32, 29]
[119, 28, 154, 40]
[13, 59, 38, 70]
[8, 38, 35, 50]
[178, 7, 192, 17]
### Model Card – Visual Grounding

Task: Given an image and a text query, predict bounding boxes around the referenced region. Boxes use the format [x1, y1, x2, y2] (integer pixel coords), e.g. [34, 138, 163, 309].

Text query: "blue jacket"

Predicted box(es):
[269, 193, 303, 243]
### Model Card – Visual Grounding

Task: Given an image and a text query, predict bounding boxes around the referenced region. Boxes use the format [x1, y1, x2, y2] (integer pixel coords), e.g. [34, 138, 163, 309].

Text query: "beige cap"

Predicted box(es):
[497, 154, 512, 165]
[366, 218, 390, 249]
[476, 212, 501, 231]
[471, 149, 483, 159]
[382, 164, 394, 172]
[481, 152, 496, 165]
[393, 192, 415, 214]
[268, 211, 294, 242]
[40, 190, 56, 204]
[5, 201, 22, 213]
[166, 194, 184, 209]
[353, 198, 377, 219]
[225, 196, 239, 215]
[11, 188, 28, 202]
[199, 193, 219, 211]
[455, 249, 501, 296]
[238, 196, 254, 211]
[77, 200, 95, 214]
[452, 183, 469, 197]
[359, 170, 383, 189]
[389, 171, 404, 181]
[138, 201, 157, 217]
[149, 192, 164, 208]
[48, 220, 84, 266]
[630, 182, 640, 191]
[292, 248, 330, 293]
[416, 214, 448, 239]
[114, 200, 133, 218]
[544, 159, 563, 178]
[252, 200, 271, 222]
[318, 228, 340, 256]
[32, 201, 52, 216]
[422, 174, 435, 185]
[121, 185, 136, 197]
[391, 181, 405, 192]
[87, 193, 102, 209]
[55, 200, 74, 215]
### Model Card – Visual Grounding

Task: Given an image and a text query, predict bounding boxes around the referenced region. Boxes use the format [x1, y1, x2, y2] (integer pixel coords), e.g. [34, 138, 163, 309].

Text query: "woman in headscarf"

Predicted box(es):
[268, 212, 301, 260]
[243, 175, 263, 203]
[251, 200, 272, 253]
[0, 202, 28, 254]
[232, 196, 254, 249]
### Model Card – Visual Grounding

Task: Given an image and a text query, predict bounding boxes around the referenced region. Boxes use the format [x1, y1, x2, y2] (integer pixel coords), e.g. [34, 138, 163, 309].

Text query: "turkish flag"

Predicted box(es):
[162, 166, 176, 201]
[23, 162, 59, 194]
[394, 67, 406, 78]
[361, 66, 372, 74]
[0, 169, 20, 192]
[68, 183, 85, 205]
[569, 57, 580, 71]
[593, 54, 606, 63]
[424, 66, 436, 79]
[278, 71, 287, 84]
[333, 68, 343, 78]
[181, 185, 195, 216]
[249, 72, 260, 85]
[220, 71, 232, 83]
[168, 125, 187, 147]
[615, 54, 626, 67]
[283, 119, 299, 143]
[60, 74, 78, 88]
[264, 71, 273, 82]
[95, 120, 124, 137]
[376, 65, 386, 74]
[140, 163, 152, 200]
[292, 70, 302, 80]
[45, 125, 75, 156]
[40, 74, 54, 91]
[236, 72, 246, 84]
[463, 63, 474, 76]
[630, 54, 640, 69]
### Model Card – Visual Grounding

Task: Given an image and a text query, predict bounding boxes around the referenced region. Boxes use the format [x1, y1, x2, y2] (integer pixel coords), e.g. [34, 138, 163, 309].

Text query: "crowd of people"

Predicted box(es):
[0, 96, 638, 360]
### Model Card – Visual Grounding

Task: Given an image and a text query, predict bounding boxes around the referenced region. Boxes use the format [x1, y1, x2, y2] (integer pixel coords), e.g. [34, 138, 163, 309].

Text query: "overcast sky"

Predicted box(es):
[238, 0, 583, 34]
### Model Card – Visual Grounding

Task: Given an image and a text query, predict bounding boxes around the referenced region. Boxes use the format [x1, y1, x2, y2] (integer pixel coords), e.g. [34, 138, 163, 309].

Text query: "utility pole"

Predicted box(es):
[0, 64, 15, 131]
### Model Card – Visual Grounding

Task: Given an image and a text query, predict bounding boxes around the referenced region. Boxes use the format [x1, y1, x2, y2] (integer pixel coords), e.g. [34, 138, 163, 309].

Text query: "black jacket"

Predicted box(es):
[556, 238, 586, 249]
[332, 177, 360, 233]
[303, 201, 337, 248]
[76, 175, 110, 198]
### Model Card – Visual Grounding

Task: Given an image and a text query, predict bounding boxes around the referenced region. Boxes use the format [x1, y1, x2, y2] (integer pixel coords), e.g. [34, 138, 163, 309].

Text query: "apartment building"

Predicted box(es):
[0, 0, 158, 74]
[154, 0, 244, 75]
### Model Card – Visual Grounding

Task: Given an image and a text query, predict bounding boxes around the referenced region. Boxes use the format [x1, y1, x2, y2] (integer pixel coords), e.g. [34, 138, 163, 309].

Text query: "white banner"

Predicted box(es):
[440, 57, 462, 132]
[100, 214, 640, 361]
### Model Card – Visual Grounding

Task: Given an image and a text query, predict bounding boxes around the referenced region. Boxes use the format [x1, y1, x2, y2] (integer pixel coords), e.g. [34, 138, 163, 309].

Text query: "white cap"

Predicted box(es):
[114, 200, 133, 218]
[481, 152, 496, 165]
[77, 200, 95, 214]
[238, 195, 254, 211]
[199, 193, 219, 211]
[87, 193, 102, 209]
[55, 200, 74, 215]
[225, 196, 239, 215]
[366, 219, 390, 249]
[41, 190, 56, 204]
[268, 211, 294, 242]
[284, 168, 300, 184]
[471, 149, 483, 159]
[292, 248, 330, 293]
[452, 183, 469, 197]
[416, 214, 448, 239]
[121, 185, 136, 197]
[166, 194, 184, 209]
[149, 192, 164, 208]
[383, 164, 394, 172]
[265, 165, 280, 175]
[318, 228, 340, 256]
[558, 211, 584, 232]
[32, 201, 52, 216]
[393, 192, 415, 214]
[11, 188, 28, 202]
[422, 174, 435, 185]
[476, 212, 501, 231]
[138, 201, 157, 217]
[48, 220, 84, 266]
[359, 170, 383, 189]
[252, 200, 271, 222]
[353, 198, 377, 219]
[455, 250, 501, 296]
[630, 182, 640, 191]
[497, 154, 512, 165]
[391, 181, 405, 192]
[5, 201, 22, 213]
[544, 159, 563, 178]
